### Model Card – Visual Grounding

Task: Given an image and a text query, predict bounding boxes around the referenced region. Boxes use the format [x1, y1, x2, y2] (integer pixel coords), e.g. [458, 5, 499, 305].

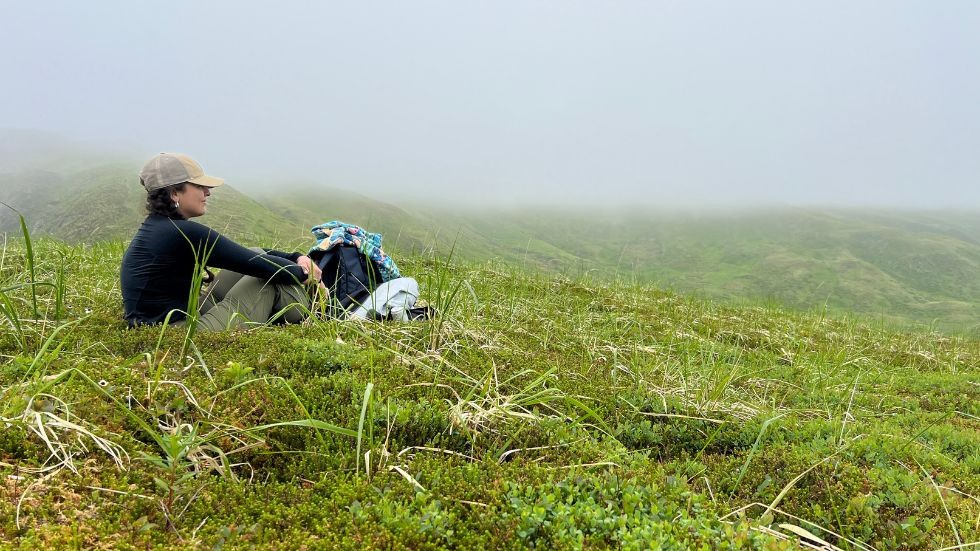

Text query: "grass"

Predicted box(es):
[0, 232, 978, 549]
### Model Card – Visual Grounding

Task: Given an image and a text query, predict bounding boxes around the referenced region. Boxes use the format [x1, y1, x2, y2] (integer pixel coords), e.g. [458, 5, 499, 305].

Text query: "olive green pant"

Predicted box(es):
[194, 252, 310, 331]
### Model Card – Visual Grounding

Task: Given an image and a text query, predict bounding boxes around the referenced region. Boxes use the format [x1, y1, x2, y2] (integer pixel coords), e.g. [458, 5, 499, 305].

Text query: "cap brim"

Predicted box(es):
[187, 174, 224, 187]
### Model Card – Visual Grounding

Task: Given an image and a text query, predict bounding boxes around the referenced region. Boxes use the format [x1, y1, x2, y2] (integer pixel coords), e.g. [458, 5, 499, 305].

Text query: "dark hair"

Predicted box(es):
[145, 182, 186, 218]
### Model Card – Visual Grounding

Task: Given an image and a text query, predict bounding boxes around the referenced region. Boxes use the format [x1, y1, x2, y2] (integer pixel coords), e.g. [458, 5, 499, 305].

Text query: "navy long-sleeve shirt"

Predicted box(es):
[121, 215, 306, 326]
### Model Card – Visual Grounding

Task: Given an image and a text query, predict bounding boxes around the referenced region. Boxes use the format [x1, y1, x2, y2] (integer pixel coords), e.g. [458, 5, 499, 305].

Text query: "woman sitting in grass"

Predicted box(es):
[120, 153, 320, 330]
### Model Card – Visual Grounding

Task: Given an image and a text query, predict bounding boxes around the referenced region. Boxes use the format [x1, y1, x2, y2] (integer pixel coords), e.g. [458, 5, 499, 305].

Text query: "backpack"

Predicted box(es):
[311, 244, 384, 316]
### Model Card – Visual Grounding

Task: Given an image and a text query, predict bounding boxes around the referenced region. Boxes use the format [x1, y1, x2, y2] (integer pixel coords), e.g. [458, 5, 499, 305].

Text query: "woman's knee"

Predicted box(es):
[273, 284, 310, 324]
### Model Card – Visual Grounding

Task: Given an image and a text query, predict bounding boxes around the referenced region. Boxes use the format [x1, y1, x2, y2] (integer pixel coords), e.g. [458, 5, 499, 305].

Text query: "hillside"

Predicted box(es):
[0, 165, 308, 246]
[457, 208, 980, 333]
[258, 190, 980, 334]
[2, 161, 980, 333]
[257, 189, 586, 269]
[0, 236, 977, 549]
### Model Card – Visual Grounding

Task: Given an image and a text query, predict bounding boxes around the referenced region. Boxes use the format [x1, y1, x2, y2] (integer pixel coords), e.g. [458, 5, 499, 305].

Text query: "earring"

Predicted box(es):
[175, 200, 180, 209]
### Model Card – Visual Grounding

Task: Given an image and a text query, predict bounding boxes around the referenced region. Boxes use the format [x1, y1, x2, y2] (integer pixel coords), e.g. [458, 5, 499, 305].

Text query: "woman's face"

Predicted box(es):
[172, 183, 212, 218]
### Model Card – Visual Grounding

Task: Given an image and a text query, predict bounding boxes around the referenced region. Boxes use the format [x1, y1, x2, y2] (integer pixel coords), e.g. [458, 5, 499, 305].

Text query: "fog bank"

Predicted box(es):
[2, 1, 978, 208]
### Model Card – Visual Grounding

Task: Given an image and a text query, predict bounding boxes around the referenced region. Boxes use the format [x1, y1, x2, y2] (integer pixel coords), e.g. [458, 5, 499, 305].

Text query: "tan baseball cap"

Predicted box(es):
[139, 153, 225, 192]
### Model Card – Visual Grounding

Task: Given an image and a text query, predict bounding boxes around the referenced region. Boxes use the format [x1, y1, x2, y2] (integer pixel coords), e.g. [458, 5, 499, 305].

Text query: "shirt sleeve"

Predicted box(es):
[175, 220, 307, 285]
[263, 249, 302, 263]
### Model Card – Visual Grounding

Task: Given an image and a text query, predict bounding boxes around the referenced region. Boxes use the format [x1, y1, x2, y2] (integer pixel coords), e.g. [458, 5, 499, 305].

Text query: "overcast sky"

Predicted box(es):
[1, 1, 978, 207]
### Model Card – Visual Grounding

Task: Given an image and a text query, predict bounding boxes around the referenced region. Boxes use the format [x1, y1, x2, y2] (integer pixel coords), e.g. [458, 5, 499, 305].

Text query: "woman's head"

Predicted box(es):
[139, 153, 224, 219]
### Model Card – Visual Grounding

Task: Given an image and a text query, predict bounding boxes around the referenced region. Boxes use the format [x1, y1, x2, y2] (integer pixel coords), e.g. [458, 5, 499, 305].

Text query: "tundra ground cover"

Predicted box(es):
[0, 236, 978, 549]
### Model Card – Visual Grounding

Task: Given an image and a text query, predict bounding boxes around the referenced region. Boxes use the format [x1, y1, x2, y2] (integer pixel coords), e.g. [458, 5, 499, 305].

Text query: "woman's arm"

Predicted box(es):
[262, 250, 322, 283]
[176, 221, 309, 285]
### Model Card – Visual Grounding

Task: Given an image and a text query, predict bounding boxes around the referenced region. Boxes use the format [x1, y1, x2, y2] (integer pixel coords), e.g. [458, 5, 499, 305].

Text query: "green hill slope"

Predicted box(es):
[3, 162, 979, 333]
[253, 187, 980, 333]
[0, 164, 308, 245]
[439, 208, 980, 333]
[258, 189, 587, 269]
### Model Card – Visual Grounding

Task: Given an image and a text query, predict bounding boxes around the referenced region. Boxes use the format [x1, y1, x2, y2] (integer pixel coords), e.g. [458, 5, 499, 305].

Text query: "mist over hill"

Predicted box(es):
[0, 128, 128, 172]
[1, 144, 979, 334]
[0, 166, 308, 246]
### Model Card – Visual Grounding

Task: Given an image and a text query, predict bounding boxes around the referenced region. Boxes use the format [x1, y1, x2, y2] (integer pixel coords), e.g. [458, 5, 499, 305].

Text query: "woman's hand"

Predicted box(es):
[295, 255, 322, 284]
[296, 255, 328, 296]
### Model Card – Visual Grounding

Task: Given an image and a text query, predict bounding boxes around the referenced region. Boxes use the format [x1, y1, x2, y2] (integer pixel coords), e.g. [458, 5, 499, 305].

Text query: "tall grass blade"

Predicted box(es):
[356, 382, 374, 474]
[23, 318, 83, 380]
[54, 256, 66, 320]
[0, 289, 26, 351]
[250, 419, 357, 438]
[13, 205, 40, 319]
[730, 413, 785, 497]
[916, 458, 963, 547]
